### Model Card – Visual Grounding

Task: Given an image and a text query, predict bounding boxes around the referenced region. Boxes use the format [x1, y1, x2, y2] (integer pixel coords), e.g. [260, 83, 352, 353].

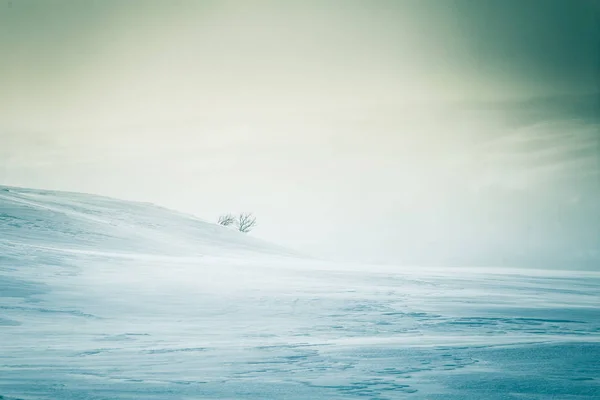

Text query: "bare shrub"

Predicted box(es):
[217, 214, 235, 227]
[236, 212, 257, 233]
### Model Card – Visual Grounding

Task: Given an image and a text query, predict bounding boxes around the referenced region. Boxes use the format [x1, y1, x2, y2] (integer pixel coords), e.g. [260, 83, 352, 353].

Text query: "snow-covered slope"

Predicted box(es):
[1, 185, 599, 399]
[0, 185, 296, 258]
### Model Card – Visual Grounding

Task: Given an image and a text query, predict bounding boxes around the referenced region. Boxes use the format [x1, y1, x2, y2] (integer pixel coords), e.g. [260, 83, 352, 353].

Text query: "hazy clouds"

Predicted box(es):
[1, 1, 599, 268]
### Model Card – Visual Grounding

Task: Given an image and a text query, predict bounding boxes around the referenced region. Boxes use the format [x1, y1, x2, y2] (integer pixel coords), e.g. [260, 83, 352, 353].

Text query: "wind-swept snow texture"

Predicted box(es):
[1, 185, 599, 399]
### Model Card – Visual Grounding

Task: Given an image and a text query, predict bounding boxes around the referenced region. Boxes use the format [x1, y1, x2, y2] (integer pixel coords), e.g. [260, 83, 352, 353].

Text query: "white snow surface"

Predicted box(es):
[1, 185, 599, 399]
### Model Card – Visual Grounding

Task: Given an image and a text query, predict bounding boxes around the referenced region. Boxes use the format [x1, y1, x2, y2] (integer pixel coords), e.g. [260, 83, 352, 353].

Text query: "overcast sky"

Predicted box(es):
[1, 0, 599, 268]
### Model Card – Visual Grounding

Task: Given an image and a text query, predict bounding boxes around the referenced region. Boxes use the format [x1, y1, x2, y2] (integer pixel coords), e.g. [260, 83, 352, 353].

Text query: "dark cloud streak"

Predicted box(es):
[449, 0, 600, 95]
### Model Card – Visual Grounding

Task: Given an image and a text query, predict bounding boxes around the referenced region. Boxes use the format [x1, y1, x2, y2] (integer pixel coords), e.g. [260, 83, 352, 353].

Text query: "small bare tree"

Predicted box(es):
[217, 213, 235, 227]
[236, 212, 257, 233]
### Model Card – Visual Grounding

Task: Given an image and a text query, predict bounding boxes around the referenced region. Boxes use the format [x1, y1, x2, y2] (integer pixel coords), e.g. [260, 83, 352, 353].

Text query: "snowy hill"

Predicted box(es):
[1, 185, 599, 399]
[0, 185, 297, 259]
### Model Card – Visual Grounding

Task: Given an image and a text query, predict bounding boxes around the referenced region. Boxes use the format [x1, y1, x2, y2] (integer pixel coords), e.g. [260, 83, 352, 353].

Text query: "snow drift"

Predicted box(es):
[1, 185, 599, 399]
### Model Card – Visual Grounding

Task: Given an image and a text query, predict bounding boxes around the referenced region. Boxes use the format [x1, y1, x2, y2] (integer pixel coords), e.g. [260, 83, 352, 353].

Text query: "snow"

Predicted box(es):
[1, 185, 599, 399]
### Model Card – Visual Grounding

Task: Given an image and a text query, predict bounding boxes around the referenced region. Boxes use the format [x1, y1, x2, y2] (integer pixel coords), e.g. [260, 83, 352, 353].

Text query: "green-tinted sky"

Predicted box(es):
[1, 0, 599, 268]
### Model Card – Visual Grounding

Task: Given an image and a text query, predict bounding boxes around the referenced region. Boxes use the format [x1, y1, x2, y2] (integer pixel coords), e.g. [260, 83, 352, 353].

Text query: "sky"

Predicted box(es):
[1, 0, 599, 268]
